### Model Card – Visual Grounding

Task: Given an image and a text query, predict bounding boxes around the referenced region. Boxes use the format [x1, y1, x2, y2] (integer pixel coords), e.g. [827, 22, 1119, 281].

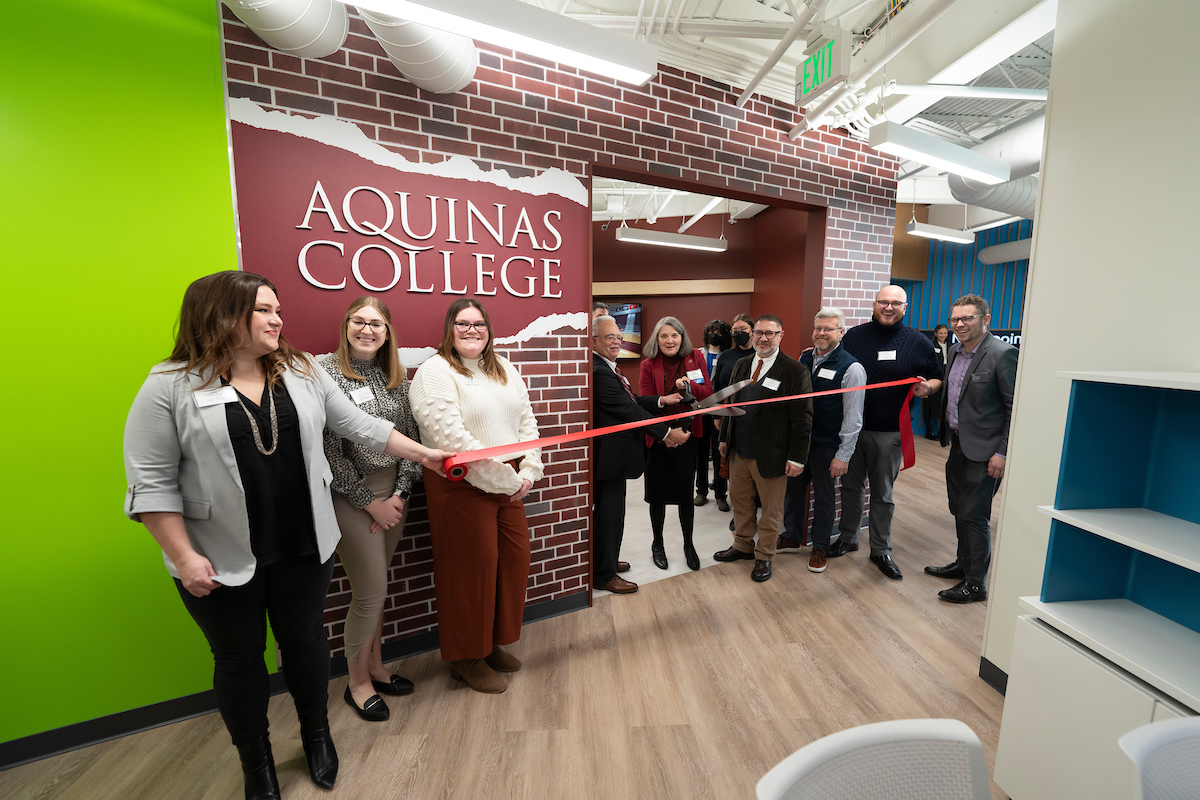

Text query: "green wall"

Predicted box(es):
[0, 0, 238, 743]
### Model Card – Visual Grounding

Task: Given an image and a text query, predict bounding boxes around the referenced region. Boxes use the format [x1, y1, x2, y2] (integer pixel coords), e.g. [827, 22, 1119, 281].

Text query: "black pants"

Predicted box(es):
[594, 476, 626, 585]
[175, 553, 335, 746]
[782, 445, 837, 548]
[945, 434, 1002, 585]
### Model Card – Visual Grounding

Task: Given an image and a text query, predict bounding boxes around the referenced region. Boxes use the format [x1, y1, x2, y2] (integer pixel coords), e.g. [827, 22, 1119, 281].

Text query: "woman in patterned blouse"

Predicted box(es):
[319, 297, 422, 722]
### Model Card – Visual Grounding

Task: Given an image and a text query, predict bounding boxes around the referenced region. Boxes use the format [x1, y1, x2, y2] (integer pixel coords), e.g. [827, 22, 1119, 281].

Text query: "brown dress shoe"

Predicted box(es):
[598, 575, 638, 594]
[617, 561, 631, 573]
[449, 659, 506, 693]
[751, 560, 772, 582]
[713, 545, 755, 562]
[485, 645, 522, 673]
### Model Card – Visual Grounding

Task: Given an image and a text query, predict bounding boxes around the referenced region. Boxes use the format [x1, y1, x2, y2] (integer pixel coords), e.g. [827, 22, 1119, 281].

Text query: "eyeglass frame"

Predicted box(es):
[751, 329, 782, 339]
[349, 317, 388, 333]
[949, 315, 980, 325]
[454, 320, 490, 332]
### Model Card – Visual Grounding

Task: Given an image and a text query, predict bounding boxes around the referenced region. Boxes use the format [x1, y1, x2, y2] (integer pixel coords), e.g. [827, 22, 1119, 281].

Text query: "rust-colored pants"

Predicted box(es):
[423, 468, 531, 661]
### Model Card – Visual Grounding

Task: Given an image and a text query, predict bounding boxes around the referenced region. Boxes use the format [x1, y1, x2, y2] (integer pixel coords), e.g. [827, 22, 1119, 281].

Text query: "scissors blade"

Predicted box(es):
[704, 406, 746, 416]
[696, 378, 752, 409]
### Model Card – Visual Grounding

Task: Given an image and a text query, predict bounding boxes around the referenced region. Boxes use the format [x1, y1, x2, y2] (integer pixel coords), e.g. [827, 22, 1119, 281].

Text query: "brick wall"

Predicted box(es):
[222, 8, 897, 655]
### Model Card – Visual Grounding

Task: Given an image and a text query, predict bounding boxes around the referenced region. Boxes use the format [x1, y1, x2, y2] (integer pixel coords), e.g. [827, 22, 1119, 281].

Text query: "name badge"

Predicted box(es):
[686, 368, 704, 384]
[817, 367, 837, 380]
[350, 386, 374, 405]
[463, 376, 479, 385]
[877, 350, 897, 361]
[193, 386, 237, 408]
[970, 372, 988, 383]
[762, 377, 781, 391]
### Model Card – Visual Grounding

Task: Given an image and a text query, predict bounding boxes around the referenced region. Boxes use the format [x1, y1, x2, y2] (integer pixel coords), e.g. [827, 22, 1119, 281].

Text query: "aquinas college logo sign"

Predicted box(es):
[226, 99, 589, 355]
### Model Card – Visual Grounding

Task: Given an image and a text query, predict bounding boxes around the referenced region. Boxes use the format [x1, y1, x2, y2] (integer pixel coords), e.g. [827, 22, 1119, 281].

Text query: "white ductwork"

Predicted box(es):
[223, 0, 348, 59]
[359, 10, 478, 95]
[977, 237, 1032, 264]
[947, 112, 1045, 218]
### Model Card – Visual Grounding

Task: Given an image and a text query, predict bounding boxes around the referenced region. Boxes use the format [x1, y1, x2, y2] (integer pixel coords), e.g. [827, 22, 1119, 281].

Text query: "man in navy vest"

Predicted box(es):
[778, 308, 866, 574]
[713, 315, 813, 583]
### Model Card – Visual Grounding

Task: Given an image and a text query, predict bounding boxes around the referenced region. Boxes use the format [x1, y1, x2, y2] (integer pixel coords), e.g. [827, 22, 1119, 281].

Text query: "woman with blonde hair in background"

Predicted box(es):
[409, 298, 543, 694]
[319, 296, 422, 722]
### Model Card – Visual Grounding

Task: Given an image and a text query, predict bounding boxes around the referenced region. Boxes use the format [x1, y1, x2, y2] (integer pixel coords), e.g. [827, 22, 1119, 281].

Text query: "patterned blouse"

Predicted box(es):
[318, 353, 422, 509]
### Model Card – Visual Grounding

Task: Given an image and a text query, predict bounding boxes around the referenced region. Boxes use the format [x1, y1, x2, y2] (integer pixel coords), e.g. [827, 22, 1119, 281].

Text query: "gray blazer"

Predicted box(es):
[123, 361, 394, 585]
[939, 332, 1018, 462]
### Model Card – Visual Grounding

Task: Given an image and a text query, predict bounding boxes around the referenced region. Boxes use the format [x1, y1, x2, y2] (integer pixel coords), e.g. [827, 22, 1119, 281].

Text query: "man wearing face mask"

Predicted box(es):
[834, 285, 942, 580]
[695, 320, 732, 510]
[714, 315, 812, 583]
[712, 314, 756, 525]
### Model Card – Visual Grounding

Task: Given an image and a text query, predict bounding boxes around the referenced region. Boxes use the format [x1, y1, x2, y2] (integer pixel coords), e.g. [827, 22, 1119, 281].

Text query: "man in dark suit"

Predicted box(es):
[592, 315, 689, 594]
[714, 315, 813, 582]
[926, 294, 1018, 603]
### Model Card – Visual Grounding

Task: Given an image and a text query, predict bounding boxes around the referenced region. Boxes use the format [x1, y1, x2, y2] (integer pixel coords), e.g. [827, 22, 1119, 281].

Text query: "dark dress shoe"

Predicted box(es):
[651, 542, 668, 570]
[924, 562, 966, 580]
[751, 560, 772, 582]
[870, 553, 903, 580]
[371, 674, 415, 696]
[713, 545, 755, 562]
[237, 732, 282, 800]
[617, 561, 631, 573]
[693, 494, 708, 506]
[716, 497, 730, 512]
[684, 544, 700, 571]
[598, 575, 638, 593]
[825, 539, 859, 558]
[939, 580, 988, 603]
[924, 432, 938, 440]
[299, 708, 339, 789]
[344, 685, 390, 722]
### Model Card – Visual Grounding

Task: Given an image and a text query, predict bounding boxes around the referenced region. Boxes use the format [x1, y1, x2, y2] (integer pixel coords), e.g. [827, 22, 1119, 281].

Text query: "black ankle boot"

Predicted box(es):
[237, 733, 281, 800]
[651, 538, 668, 569]
[299, 709, 338, 790]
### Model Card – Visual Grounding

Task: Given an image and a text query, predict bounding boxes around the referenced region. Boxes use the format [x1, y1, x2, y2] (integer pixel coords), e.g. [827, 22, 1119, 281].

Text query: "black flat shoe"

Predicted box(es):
[924, 562, 966, 580]
[343, 685, 390, 723]
[237, 733, 282, 800]
[372, 674, 415, 696]
[684, 545, 700, 571]
[652, 542, 668, 570]
[299, 708, 339, 789]
[939, 580, 988, 603]
[826, 540, 859, 558]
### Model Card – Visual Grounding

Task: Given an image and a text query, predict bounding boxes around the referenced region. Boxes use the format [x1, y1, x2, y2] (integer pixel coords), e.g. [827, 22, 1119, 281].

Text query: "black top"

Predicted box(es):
[712, 346, 753, 391]
[224, 381, 318, 566]
[841, 319, 943, 432]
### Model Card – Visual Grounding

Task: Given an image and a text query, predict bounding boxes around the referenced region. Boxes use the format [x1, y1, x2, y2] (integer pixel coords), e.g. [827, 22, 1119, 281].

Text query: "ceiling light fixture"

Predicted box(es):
[615, 227, 728, 252]
[344, 0, 658, 86]
[869, 121, 1012, 185]
[906, 220, 977, 245]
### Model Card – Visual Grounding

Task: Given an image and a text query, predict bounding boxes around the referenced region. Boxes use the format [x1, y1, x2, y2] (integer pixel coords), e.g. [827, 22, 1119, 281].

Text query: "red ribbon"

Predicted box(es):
[443, 377, 922, 480]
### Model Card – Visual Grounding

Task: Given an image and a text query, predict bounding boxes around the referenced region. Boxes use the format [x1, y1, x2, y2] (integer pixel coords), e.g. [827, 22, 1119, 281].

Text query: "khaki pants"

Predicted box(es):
[729, 453, 787, 561]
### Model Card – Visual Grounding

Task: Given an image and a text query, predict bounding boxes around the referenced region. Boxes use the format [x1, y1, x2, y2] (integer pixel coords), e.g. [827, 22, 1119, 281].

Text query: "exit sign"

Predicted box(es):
[795, 34, 851, 106]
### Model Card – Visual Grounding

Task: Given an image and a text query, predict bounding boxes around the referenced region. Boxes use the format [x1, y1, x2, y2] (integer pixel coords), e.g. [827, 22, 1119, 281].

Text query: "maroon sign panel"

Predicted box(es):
[229, 117, 589, 354]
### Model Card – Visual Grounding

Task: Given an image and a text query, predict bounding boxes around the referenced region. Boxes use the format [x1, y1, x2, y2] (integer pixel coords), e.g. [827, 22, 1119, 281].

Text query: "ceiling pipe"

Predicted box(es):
[790, 0, 964, 138]
[892, 83, 1047, 102]
[223, 0, 348, 58]
[977, 237, 1032, 264]
[678, 197, 723, 233]
[359, 10, 478, 94]
[946, 111, 1045, 218]
[735, 0, 826, 108]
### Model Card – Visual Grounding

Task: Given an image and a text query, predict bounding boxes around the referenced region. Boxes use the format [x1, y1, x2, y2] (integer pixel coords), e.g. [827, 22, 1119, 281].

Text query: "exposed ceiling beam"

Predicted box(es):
[566, 16, 795, 40]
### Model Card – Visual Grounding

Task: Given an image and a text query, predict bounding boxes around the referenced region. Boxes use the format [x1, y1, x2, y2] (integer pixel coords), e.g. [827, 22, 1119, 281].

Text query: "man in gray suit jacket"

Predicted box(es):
[926, 294, 1017, 603]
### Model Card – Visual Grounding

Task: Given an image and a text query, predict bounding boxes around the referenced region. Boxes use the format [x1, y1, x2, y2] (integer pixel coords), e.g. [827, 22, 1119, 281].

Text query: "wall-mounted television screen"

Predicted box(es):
[608, 303, 643, 359]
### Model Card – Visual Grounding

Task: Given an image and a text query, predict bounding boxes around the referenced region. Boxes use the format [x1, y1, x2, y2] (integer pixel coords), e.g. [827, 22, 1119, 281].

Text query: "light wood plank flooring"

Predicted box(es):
[1, 437, 1007, 799]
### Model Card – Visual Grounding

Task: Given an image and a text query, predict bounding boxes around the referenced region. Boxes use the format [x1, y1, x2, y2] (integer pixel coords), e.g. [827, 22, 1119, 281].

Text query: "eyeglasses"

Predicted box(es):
[454, 321, 489, 333]
[597, 334, 622, 343]
[349, 318, 387, 333]
[752, 330, 781, 339]
[949, 315, 978, 325]
[813, 326, 842, 334]
[875, 300, 906, 308]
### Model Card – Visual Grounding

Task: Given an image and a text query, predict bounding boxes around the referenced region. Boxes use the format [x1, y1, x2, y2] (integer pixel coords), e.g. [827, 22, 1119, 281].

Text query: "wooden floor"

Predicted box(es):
[1, 437, 1007, 799]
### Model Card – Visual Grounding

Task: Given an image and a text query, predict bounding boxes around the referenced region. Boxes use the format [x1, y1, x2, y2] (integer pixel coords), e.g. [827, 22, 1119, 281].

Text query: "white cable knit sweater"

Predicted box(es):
[409, 353, 543, 495]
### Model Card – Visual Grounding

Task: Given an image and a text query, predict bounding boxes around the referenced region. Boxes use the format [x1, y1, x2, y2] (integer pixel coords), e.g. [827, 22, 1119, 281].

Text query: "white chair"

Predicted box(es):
[756, 718, 991, 800]
[1119, 717, 1200, 800]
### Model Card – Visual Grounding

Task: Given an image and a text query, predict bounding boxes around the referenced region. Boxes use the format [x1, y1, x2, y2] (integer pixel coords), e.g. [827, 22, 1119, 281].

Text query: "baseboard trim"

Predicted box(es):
[0, 591, 589, 771]
[979, 656, 1008, 696]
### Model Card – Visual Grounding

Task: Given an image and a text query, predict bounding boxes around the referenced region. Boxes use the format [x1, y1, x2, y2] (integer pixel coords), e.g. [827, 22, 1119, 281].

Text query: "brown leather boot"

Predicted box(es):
[485, 645, 522, 673]
[449, 658, 506, 693]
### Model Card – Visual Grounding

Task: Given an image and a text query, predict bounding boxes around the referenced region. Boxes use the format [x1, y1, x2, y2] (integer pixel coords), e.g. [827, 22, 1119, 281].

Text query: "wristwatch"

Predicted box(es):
[398, 489, 411, 501]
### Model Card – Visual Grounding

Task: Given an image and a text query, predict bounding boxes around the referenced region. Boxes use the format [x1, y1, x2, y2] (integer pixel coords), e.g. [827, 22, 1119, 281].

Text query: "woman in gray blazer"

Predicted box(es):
[123, 272, 447, 800]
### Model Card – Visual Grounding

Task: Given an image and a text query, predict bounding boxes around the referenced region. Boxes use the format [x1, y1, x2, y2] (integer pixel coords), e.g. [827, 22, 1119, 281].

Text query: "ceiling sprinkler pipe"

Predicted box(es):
[359, 9, 479, 94]
[736, 0, 826, 108]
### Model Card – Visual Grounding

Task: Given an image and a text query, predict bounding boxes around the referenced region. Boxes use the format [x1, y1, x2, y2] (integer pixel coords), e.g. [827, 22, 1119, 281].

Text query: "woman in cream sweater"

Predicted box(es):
[409, 298, 542, 694]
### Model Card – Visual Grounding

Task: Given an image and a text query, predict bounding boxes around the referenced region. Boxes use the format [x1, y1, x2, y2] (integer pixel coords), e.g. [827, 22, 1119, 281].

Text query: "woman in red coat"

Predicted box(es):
[639, 316, 713, 571]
